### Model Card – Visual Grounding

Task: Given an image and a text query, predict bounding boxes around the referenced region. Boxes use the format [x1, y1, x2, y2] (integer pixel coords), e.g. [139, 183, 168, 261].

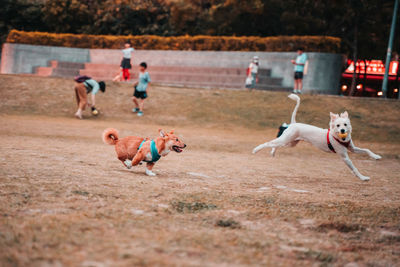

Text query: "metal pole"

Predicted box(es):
[382, 0, 399, 97]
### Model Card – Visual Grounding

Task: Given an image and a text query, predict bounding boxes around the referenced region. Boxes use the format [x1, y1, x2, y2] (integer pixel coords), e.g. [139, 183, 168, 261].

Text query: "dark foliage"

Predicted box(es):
[0, 0, 398, 58]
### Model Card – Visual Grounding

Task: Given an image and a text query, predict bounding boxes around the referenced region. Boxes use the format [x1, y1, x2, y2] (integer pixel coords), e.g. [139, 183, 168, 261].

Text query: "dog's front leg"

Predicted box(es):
[131, 151, 145, 167]
[350, 143, 382, 160]
[340, 152, 370, 181]
[145, 162, 156, 176]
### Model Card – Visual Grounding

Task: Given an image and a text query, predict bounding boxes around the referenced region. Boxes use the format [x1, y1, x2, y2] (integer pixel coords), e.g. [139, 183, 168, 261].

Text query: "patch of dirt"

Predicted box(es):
[216, 219, 241, 229]
[171, 201, 217, 213]
[317, 222, 365, 233]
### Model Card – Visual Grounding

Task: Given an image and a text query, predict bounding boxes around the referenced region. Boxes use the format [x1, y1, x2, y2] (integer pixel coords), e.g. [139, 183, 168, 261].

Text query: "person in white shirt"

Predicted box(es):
[120, 43, 134, 81]
[245, 56, 259, 90]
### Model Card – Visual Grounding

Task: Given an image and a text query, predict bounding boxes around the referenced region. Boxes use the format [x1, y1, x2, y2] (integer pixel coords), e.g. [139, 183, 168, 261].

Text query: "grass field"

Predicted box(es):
[0, 74, 399, 266]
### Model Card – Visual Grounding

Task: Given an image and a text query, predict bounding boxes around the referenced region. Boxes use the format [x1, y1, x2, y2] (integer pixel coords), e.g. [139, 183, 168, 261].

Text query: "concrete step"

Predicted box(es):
[80, 69, 120, 77]
[50, 60, 85, 69]
[80, 70, 246, 83]
[84, 76, 244, 89]
[34, 61, 284, 90]
[80, 70, 279, 85]
[51, 68, 80, 77]
[258, 76, 283, 86]
[83, 64, 258, 76]
[258, 69, 271, 76]
[35, 61, 84, 77]
[35, 66, 53, 76]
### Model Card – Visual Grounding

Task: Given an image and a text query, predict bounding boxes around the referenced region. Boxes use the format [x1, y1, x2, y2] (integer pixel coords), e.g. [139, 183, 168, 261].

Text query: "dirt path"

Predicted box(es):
[1, 114, 399, 266]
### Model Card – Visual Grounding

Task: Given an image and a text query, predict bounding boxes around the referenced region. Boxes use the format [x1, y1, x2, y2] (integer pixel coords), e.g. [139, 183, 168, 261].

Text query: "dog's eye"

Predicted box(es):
[336, 124, 340, 127]
[344, 123, 347, 126]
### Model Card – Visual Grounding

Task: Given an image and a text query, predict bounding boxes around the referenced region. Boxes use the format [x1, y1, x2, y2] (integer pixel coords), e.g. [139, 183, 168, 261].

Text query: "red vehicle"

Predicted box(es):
[341, 59, 399, 98]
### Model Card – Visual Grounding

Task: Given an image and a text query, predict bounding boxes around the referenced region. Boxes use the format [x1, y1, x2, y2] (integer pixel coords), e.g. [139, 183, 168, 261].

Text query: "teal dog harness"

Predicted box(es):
[138, 139, 161, 163]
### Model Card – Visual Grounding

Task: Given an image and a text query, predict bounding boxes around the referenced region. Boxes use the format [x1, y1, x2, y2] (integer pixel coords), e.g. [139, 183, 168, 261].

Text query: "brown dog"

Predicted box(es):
[102, 128, 186, 176]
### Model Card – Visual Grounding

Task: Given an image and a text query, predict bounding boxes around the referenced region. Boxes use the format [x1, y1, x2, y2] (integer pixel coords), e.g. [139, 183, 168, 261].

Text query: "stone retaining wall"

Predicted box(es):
[1, 43, 343, 94]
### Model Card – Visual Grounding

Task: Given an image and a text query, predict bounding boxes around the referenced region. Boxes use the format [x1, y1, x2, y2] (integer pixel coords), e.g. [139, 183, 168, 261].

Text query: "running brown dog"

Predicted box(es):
[103, 128, 186, 176]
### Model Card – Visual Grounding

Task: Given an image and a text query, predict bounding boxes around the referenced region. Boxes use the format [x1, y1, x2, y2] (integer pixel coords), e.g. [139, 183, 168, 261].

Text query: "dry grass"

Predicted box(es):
[0, 74, 399, 266]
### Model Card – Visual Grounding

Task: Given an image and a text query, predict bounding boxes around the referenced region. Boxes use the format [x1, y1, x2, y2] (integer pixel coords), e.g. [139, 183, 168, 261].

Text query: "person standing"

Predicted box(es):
[245, 56, 259, 90]
[291, 48, 307, 94]
[132, 62, 151, 117]
[120, 43, 134, 81]
[74, 76, 106, 119]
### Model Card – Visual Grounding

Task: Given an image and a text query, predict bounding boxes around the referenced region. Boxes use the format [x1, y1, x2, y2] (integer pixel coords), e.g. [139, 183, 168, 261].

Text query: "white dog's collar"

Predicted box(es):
[327, 130, 351, 153]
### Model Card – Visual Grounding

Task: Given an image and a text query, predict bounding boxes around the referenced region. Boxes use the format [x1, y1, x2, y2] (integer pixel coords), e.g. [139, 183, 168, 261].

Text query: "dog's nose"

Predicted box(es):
[184, 144, 187, 148]
[341, 129, 346, 134]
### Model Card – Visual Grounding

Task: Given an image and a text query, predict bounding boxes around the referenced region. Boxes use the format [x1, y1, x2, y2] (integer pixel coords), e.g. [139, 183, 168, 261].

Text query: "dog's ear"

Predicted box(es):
[330, 112, 338, 122]
[159, 129, 166, 137]
[169, 130, 175, 134]
[340, 111, 349, 118]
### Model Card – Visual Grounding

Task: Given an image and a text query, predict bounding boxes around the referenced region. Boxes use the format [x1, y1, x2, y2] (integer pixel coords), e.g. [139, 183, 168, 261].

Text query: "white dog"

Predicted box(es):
[252, 94, 381, 181]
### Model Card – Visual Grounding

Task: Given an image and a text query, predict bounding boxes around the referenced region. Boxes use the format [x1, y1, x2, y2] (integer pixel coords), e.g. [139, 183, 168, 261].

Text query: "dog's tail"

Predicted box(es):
[288, 93, 300, 124]
[102, 128, 119, 145]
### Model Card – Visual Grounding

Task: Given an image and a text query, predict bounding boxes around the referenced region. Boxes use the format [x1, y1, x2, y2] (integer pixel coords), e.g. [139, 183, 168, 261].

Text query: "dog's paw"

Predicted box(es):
[124, 159, 132, 169]
[359, 175, 370, 181]
[145, 169, 156, 176]
[252, 148, 259, 154]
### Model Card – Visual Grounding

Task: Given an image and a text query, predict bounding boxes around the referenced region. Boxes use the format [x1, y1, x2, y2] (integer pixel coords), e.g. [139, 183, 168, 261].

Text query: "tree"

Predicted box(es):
[0, 0, 398, 62]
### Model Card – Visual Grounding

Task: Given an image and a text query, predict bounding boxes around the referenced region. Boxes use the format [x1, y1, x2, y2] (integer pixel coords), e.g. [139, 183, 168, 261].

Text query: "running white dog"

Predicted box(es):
[252, 94, 381, 181]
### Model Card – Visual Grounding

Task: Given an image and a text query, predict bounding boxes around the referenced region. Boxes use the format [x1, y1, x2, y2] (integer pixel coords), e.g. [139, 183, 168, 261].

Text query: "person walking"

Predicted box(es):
[132, 62, 151, 117]
[74, 76, 106, 119]
[291, 47, 307, 94]
[120, 43, 134, 81]
[245, 56, 259, 90]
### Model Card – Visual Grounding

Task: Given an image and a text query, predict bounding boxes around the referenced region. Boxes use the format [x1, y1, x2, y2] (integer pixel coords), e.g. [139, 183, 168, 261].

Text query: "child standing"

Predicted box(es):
[120, 43, 134, 81]
[291, 47, 307, 94]
[132, 62, 151, 117]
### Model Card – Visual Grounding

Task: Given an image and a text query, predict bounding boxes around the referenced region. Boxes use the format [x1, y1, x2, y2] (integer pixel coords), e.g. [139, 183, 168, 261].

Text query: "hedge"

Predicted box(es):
[6, 30, 341, 53]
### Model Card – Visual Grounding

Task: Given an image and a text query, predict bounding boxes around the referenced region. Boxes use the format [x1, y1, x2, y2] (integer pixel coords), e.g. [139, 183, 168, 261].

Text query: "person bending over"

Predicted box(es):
[74, 76, 106, 119]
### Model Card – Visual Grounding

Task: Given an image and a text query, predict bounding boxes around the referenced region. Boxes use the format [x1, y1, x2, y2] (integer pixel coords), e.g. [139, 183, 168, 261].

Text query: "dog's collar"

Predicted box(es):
[333, 136, 351, 148]
[327, 130, 351, 153]
[138, 139, 161, 163]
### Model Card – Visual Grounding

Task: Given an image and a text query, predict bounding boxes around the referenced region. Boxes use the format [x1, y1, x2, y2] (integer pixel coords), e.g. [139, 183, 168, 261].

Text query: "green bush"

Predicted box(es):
[7, 30, 341, 53]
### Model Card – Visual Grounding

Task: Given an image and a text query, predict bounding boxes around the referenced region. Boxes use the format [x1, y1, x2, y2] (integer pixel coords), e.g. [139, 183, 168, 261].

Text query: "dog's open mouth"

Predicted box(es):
[172, 145, 185, 153]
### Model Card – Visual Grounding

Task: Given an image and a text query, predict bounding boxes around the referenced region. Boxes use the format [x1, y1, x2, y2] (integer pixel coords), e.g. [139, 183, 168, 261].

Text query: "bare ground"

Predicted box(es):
[0, 75, 400, 266]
